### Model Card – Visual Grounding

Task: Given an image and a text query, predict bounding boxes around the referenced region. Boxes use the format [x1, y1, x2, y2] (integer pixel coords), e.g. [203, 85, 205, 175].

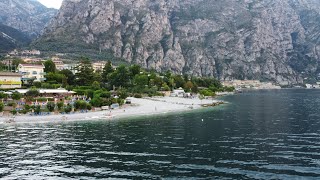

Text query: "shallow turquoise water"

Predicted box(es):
[1, 89, 320, 179]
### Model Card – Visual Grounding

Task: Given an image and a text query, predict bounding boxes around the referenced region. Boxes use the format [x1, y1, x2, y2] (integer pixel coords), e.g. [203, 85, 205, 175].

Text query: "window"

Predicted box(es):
[32, 71, 37, 75]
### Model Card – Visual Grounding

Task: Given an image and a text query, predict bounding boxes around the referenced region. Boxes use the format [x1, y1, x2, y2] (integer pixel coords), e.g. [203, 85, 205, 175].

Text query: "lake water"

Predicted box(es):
[1, 89, 320, 179]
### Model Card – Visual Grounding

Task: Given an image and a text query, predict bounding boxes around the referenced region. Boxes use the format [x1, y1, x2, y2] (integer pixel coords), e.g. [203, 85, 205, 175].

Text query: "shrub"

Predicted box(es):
[26, 88, 40, 97]
[87, 104, 92, 110]
[0, 102, 4, 112]
[117, 99, 125, 106]
[24, 104, 31, 112]
[0, 92, 8, 99]
[12, 92, 22, 100]
[47, 102, 55, 112]
[19, 109, 28, 114]
[7, 102, 17, 107]
[34, 105, 41, 115]
[33, 82, 42, 88]
[117, 89, 128, 99]
[199, 89, 215, 97]
[64, 104, 72, 113]
[74, 100, 87, 110]
[36, 97, 47, 102]
[11, 109, 17, 115]
[86, 89, 94, 99]
[100, 91, 111, 98]
[90, 97, 102, 107]
[57, 101, 64, 111]
[134, 94, 142, 98]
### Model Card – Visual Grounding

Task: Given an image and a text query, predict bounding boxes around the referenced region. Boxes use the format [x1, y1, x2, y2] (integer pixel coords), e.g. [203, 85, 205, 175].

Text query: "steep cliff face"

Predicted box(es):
[0, 24, 31, 52]
[37, 0, 320, 85]
[0, 0, 57, 38]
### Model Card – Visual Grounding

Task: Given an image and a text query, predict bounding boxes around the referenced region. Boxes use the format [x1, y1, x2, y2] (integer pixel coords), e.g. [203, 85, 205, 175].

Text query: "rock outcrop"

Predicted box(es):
[37, 0, 320, 85]
[0, 0, 57, 38]
[0, 23, 31, 52]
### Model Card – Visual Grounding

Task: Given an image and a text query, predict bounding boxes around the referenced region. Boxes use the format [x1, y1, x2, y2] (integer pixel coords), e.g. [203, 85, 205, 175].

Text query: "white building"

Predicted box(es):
[170, 87, 185, 97]
[0, 72, 22, 89]
[92, 61, 106, 72]
[18, 64, 46, 83]
[63, 64, 78, 74]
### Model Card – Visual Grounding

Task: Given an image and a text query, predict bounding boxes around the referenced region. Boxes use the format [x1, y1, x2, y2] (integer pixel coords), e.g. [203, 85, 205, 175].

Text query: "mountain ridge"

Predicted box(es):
[0, 0, 57, 38]
[35, 0, 320, 85]
[0, 24, 31, 53]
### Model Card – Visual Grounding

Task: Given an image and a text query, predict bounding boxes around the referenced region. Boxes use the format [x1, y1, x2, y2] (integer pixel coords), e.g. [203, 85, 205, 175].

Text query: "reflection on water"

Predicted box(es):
[1, 89, 320, 179]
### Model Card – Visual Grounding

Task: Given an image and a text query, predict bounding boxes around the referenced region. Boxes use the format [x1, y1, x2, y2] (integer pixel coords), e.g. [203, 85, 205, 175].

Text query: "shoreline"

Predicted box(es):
[0, 97, 225, 125]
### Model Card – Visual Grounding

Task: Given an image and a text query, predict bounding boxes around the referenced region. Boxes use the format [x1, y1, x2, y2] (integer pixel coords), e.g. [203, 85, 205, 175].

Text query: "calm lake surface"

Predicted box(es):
[1, 89, 320, 179]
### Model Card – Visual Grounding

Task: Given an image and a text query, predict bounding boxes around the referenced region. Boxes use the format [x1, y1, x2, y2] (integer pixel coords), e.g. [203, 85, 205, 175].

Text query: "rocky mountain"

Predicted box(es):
[35, 0, 320, 85]
[0, 0, 57, 38]
[0, 24, 31, 53]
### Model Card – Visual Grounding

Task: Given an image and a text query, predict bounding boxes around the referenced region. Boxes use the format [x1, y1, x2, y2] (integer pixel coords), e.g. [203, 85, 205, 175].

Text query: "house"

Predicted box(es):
[63, 64, 78, 74]
[18, 64, 46, 83]
[0, 72, 22, 89]
[53, 60, 65, 71]
[92, 61, 106, 72]
[170, 87, 185, 97]
[23, 58, 43, 64]
[21, 50, 41, 56]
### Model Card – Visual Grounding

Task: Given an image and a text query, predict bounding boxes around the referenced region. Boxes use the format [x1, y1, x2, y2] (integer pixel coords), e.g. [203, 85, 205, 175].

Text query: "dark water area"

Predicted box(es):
[1, 89, 320, 179]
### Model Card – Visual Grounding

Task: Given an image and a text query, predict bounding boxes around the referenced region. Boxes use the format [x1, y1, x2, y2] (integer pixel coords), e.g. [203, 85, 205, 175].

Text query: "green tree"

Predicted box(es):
[0, 102, 4, 112]
[11, 58, 24, 71]
[0, 92, 8, 99]
[46, 72, 67, 84]
[34, 105, 41, 115]
[57, 101, 64, 111]
[25, 77, 36, 87]
[184, 81, 194, 92]
[102, 61, 114, 83]
[12, 92, 22, 100]
[174, 75, 186, 89]
[64, 104, 72, 113]
[117, 89, 128, 99]
[90, 97, 103, 107]
[75, 58, 95, 86]
[26, 88, 40, 98]
[59, 69, 75, 85]
[199, 89, 215, 97]
[24, 104, 31, 112]
[109, 65, 130, 88]
[161, 83, 170, 91]
[134, 74, 149, 87]
[46, 102, 55, 112]
[92, 81, 101, 90]
[44, 60, 56, 73]
[74, 100, 88, 110]
[129, 64, 141, 78]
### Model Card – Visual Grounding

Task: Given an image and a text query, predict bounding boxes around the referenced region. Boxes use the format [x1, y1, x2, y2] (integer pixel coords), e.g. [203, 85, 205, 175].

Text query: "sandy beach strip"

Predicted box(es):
[0, 97, 223, 124]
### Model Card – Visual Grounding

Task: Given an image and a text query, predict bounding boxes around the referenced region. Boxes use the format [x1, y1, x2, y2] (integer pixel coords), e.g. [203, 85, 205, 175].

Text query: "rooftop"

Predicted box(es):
[0, 72, 23, 77]
[13, 88, 76, 94]
[19, 64, 45, 68]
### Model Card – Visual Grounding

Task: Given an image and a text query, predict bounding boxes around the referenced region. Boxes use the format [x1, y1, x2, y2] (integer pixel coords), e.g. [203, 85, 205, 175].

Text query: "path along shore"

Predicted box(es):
[0, 97, 224, 124]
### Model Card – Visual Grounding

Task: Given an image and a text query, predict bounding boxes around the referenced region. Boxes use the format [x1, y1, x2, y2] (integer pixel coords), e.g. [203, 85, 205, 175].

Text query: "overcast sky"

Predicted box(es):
[38, 0, 63, 9]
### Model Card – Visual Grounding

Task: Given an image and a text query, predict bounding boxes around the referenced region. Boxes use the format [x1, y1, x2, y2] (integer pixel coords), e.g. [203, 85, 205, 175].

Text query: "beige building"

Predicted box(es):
[92, 61, 106, 72]
[22, 58, 43, 64]
[18, 64, 46, 83]
[0, 72, 22, 89]
[53, 60, 65, 71]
